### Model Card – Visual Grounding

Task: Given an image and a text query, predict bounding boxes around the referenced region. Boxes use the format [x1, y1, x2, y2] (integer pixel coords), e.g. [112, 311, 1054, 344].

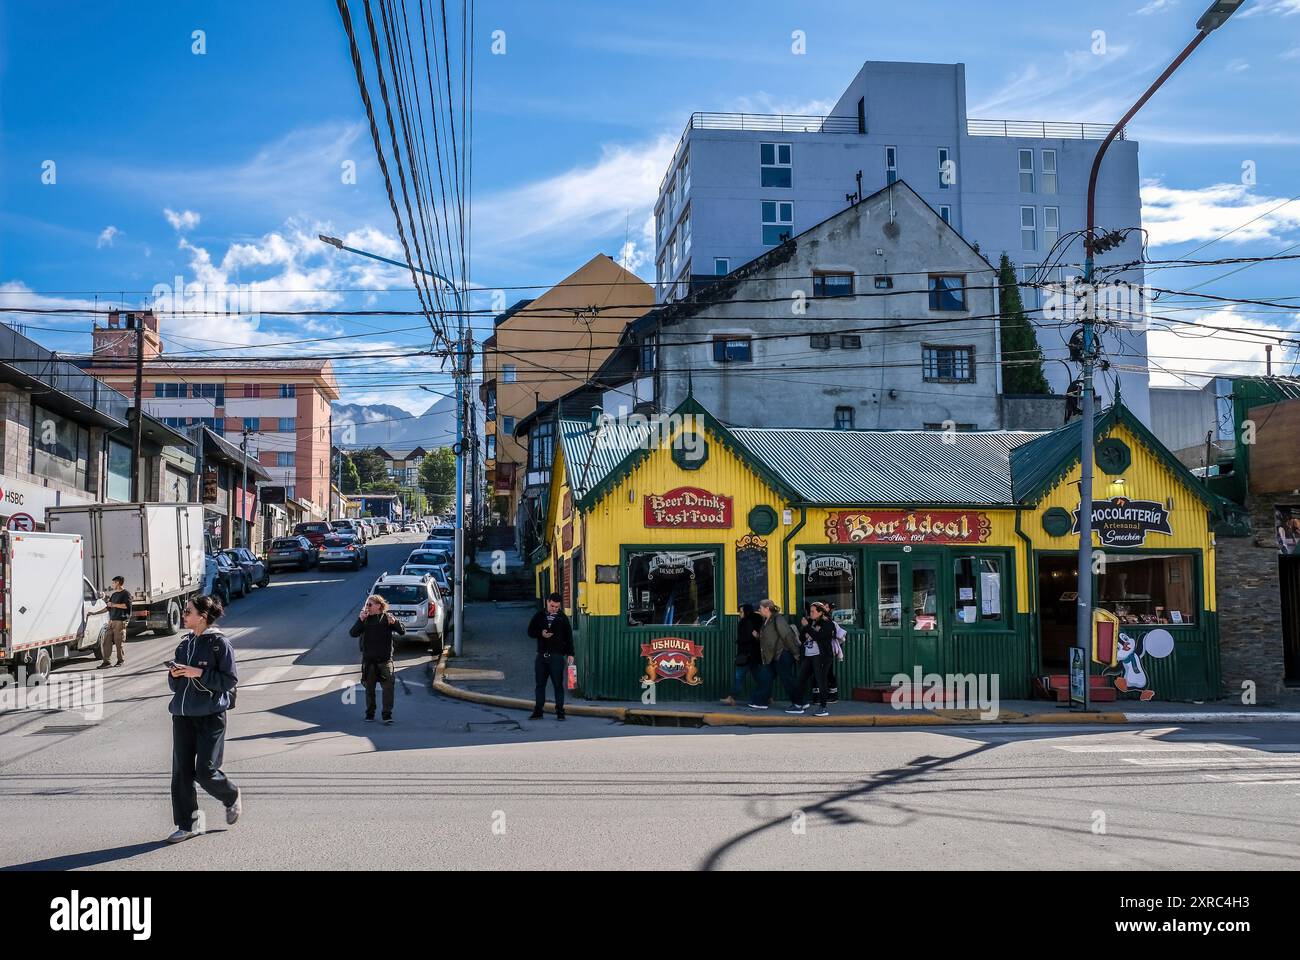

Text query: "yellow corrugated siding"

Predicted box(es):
[578, 426, 787, 617]
[1026, 423, 1215, 606]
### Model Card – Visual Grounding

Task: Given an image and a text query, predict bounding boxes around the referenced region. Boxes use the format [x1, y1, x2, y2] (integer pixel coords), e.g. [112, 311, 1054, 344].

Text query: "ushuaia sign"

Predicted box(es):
[824, 510, 991, 544]
[640, 636, 705, 685]
[644, 487, 733, 528]
[1073, 497, 1173, 546]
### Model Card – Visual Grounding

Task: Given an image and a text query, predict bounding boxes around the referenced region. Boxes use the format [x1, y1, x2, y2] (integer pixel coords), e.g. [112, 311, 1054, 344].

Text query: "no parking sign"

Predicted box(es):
[5, 513, 36, 532]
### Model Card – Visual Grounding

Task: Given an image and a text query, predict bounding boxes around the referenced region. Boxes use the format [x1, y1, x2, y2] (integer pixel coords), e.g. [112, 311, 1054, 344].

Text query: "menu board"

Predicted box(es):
[736, 538, 768, 609]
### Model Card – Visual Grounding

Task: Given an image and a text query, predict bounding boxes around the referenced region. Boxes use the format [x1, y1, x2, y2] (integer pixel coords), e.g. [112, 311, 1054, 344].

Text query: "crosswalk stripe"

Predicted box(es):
[296, 668, 352, 691]
[241, 666, 294, 691]
[1122, 756, 1300, 766]
[1053, 743, 1253, 753]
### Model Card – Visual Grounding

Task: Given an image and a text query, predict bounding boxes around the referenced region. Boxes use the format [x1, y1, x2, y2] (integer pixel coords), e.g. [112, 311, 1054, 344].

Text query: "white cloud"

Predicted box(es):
[164, 208, 201, 232]
[97, 225, 120, 248]
[1282, 45, 1300, 59]
[970, 44, 1141, 122]
[1225, 59, 1251, 73]
[1141, 179, 1300, 247]
[1242, 0, 1300, 16]
[1147, 306, 1300, 386]
[1135, 0, 1177, 13]
[728, 93, 836, 117]
[474, 135, 676, 264]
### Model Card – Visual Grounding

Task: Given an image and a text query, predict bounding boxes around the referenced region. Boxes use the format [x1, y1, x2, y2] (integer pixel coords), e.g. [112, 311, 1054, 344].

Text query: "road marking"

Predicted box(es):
[1203, 774, 1300, 784]
[1122, 756, 1300, 766]
[1053, 743, 1255, 753]
[241, 666, 294, 691]
[296, 668, 352, 691]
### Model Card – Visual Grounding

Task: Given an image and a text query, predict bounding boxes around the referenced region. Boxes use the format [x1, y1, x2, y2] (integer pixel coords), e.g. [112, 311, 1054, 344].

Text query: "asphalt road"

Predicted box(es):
[2, 531, 1298, 871]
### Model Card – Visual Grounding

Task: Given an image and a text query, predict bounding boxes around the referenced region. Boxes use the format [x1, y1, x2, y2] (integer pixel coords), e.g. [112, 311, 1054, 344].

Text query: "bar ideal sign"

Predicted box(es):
[1072, 496, 1172, 547]
[644, 487, 733, 528]
[824, 510, 991, 544]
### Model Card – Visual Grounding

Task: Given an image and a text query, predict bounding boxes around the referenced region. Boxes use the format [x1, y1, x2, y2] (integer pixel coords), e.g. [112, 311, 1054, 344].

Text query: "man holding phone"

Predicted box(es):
[99, 575, 131, 668]
[526, 592, 574, 721]
[349, 594, 405, 724]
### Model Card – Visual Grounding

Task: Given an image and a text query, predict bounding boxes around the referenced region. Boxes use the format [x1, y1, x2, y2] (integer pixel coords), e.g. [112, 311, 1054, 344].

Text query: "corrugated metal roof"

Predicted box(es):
[732, 428, 1044, 504]
[1234, 375, 1300, 403]
[558, 417, 659, 498]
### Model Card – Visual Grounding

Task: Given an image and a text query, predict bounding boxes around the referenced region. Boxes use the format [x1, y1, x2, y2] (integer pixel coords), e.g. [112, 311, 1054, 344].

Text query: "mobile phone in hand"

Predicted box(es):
[164, 660, 178, 670]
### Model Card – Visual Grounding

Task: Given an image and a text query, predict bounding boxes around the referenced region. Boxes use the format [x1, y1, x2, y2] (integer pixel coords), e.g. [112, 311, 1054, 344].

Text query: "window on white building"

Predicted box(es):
[922, 345, 975, 382]
[885, 146, 897, 185]
[1042, 149, 1057, 194]
[760, 143, 792, 188]
[1019, 149, 1034, 192]
[680, 209, 691, 259]
[1021, 263, 1040, 309]
[1043, 206, 1060, 250]
[761, 201, 793, 245]
[938, 148, 953, 189]
[835, 406, 855, 429]
[1021, 206, 1037, 250]
[939, 205, 952, 225]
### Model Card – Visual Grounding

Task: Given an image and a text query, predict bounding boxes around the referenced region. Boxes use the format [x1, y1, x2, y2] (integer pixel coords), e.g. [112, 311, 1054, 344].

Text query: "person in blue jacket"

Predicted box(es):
[165, 594, 241, 844]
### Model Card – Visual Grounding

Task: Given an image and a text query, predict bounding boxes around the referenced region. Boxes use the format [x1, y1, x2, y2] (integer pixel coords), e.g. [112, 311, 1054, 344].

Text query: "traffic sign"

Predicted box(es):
[6, 513, 36, 532]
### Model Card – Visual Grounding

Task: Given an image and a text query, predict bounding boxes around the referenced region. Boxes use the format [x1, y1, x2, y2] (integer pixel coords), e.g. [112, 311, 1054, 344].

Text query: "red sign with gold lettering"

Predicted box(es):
[643, 487, 733, 528]
[824, 510, 991, 544]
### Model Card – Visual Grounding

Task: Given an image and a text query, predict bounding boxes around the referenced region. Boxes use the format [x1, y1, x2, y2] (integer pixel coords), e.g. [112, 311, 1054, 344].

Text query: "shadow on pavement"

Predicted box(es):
[3, 839, 172, 870]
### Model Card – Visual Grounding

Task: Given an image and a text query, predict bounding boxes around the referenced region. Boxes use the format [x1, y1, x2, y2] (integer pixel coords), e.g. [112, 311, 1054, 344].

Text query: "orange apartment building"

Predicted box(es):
[481, 254, 653, 530]
[83, 310, 340, 519]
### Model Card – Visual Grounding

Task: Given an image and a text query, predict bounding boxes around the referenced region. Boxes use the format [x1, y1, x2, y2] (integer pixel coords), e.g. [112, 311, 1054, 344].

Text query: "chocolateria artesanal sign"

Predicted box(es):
[1072, 496, 1173, 546]
[644, 487, 733, 528]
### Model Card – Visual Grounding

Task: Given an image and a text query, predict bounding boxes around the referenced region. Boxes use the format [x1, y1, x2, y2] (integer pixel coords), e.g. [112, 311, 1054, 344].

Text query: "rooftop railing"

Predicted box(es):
[966, 118, 1123, 140]
[687, 111, 861, 134]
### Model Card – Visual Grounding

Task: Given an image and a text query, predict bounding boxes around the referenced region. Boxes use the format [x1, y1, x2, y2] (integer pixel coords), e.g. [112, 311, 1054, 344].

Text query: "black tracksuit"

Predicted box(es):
[527, 609, 574, 715]
[796, 618, 835, 709]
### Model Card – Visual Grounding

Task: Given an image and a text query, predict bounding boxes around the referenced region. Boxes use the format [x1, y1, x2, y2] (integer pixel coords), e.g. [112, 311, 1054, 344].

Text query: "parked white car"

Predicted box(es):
[370, 572, 447, 653]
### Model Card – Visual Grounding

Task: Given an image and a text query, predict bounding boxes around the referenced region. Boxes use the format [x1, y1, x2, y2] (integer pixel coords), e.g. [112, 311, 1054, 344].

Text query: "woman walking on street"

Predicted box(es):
[789, 601, 835, 716]
[166, 595, 241, 844]
[721, 603, 764, 706]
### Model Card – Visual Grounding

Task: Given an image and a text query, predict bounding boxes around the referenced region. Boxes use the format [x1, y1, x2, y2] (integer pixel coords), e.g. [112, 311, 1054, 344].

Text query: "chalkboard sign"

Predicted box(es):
[736, 541, 768, 609]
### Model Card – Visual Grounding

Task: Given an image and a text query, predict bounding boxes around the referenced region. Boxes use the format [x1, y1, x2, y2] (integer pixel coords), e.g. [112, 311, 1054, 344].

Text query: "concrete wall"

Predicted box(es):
[656, 184, 1001, 430]
[655, 60, 1150, 422]
[1000, 395, 1067, 431]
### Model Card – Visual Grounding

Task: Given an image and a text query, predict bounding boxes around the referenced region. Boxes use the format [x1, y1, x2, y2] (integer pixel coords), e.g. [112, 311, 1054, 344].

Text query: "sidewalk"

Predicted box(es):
[438, 602, 1300, 727]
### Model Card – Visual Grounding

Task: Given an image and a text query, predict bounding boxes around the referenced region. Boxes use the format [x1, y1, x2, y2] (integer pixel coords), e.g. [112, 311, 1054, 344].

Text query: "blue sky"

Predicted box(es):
[2, 0, 1298, 412]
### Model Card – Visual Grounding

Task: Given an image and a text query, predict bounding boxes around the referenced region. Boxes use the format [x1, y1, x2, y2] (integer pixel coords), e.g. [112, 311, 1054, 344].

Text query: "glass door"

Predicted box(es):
[869, 550, 945, 682]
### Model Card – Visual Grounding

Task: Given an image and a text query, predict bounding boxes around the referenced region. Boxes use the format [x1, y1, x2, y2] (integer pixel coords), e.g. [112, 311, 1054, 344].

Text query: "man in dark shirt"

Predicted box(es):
[348, 594, 406, 724]
[100, 575, 131, 668]
[526, 592, 574, 721]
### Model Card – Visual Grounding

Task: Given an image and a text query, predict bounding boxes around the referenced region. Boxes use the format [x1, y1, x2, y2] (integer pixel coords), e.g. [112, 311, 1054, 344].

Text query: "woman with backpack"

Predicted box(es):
[789, 601, 835, 716]
[165, 594, 241, 844]
[752, 599, 801, 709]
[721, 603, 765, 707]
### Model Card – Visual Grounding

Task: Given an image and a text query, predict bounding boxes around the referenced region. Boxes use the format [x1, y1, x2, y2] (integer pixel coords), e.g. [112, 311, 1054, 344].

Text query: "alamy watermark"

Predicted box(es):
[592, 412, 706, 463]
[1043, 278, 1152, 331]
[889, 667, 1000, 720]
[0, 668, 104, 721]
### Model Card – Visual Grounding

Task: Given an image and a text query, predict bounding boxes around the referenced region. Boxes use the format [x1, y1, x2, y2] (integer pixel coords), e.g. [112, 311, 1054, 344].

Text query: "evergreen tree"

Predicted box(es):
[419, 447, 456, 514]
[351, 447, 388, 487]
[998, 253, 1051, 395]
[339, 454, 361, 494]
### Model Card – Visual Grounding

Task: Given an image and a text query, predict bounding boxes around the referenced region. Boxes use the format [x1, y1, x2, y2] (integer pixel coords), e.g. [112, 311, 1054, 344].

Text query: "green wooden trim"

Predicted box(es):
[947, 547, 1017, 632]
[748, 504, 779, 535]
[618, 542, 725, 631]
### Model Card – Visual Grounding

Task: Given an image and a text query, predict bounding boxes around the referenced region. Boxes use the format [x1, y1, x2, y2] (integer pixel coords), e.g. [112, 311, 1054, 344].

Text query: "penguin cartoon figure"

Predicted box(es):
[1113, 628, 1175, 701]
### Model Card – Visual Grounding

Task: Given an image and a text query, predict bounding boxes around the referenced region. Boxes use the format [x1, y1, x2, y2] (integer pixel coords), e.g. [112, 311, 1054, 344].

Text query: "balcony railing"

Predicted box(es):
[688, 111, 861, 134]
[967, 118, 1124, 140]
[0, 322, 130, 428]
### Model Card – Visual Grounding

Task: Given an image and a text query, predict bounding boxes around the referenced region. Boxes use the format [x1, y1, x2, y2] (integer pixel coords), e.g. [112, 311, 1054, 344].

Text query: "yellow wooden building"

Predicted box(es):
[534, 395, 1220, 703]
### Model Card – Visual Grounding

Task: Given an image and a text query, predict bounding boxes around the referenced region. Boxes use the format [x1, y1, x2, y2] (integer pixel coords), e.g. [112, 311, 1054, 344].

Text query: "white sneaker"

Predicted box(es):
[747, 703, 769, 710]
[165, 829, 195, 844]
[226, 789, 241, 825]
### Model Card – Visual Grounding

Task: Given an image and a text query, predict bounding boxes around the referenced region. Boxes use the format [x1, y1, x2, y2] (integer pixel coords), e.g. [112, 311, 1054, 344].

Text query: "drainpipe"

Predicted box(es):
[780, 504, 807, 611]
[1014, 506, 1039, 678]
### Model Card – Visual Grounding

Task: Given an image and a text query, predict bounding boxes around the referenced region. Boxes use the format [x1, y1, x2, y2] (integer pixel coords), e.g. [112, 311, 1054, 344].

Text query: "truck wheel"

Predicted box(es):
[158, 600, 182, 636]
[26, 648, 52, 686]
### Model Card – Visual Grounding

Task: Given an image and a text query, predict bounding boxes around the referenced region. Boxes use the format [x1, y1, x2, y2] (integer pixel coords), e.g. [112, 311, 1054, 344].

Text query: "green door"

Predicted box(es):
[869, 550, 946, 682]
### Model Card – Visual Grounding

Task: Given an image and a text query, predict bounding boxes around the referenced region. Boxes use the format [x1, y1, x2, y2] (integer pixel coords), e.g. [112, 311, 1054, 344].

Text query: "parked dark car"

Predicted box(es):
[293, 520, 333, 548]
[268, 535, 318, 571]
[318, 533, 368, 570]
[212, 551, 249, 602]
[223, 547, 270, 589]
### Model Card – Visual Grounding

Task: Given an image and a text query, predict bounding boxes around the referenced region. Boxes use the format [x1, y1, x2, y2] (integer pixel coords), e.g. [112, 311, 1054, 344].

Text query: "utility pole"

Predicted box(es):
[239, 428, 250, 549]
[1075, 0, 1242, 711]
[130, 317, 144, 502]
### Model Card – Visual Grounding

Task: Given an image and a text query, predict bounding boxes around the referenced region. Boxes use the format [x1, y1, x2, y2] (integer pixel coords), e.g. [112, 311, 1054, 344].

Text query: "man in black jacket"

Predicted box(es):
[349, 594, 406, 724]
[526, 592, 574, 721]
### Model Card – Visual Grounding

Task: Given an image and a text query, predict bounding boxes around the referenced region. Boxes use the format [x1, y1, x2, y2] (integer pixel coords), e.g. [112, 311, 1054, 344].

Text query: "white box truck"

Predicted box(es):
[46, 503, 205, 637]
[0, 530, 109, 683]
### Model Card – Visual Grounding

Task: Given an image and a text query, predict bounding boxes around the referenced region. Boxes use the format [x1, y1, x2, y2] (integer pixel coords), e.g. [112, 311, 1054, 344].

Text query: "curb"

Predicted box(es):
[429, 655, 1300, 728]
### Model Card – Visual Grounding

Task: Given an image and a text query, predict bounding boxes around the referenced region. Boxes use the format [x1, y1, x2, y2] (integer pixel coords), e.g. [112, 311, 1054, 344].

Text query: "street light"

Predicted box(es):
[1074, 0, 1244, 710]
[320, 234, 470, 657]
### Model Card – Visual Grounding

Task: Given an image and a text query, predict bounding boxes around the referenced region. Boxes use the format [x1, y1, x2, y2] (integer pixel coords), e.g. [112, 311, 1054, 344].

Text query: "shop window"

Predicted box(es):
[1096, 554, 1197, 625]
[953, 555, 1004, 624]
[626, 550, 717, 627]
[31, 405, 91, 491]
[878, 561, 901, 629]
[803, 553, 859, 626]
